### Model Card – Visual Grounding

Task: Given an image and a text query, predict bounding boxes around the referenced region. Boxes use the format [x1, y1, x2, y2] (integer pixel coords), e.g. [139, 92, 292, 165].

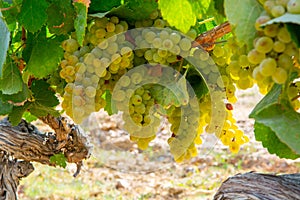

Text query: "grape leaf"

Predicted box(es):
[263, 13, 300, 26]
[0, 99, 13, 115]
[188, 0, 210, 19]
[50, 153, 67, 168]
[0, 84, 30, 103]
[47, 0, 75, 35]
[31, 80, 59, 107]
[206, 0, 226, 24]
[0, 11, 10, 78]
[187, 74, 208, 100]
[17, 0, 49, 32]
[108, 0, 157, 21]
[0, 1, 19, 30]
[159, 0, 195, 33]
[254, 122, 300, 159]
[74, 2, 87, 46]
[22, 111, 37, 123]
[89, 0, 121, 13]
[8, 102, 30, 126]
[26, 30, 64, 78]
[254, 102, 300, 156]
[0, 56, 23, 95]
[28, 80, 59, 117]
[286, 23, 300, 48]
[224, 0, 263, 50]
[29, 102, 59, 117]
[249, 84, 281, 118]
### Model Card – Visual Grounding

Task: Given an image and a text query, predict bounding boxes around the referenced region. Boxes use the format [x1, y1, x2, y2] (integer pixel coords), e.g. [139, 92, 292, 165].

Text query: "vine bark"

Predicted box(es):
[0, 116, 92, 200]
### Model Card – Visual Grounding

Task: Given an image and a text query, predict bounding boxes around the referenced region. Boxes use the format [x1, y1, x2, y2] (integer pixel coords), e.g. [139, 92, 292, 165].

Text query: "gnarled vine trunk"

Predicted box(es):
[0, 116, 92, 200]
[214, 172, 300, 200]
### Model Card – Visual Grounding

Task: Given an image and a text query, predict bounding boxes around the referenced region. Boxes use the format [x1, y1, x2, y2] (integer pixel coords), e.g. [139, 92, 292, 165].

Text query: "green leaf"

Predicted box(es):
[206, 0, 227, 24]
[249, 84, 281, 118]
[104, 90, 116, 115]
[22, 111, 37, 123]
[0, 1, 19, 31]
[31, 80, 59, 107]
[0, 99, 13, 115]
[89, 0, 121, 13]
[47, 0, 75, 35]
[26, 30, 64, 78]
[224, 0, 263, 50]
[28, 80, 59, 117]
[254, 103, 300, 155]
[8, 102, 30, 126]
[0, 56, 23, 95]
[188, 0, 210, 19]
[286, 23, 300, 48]
[50, 153, 67, 168]
[263, 13, 300, 26]
[17, 0, 49, 32]
[187, 74, 208, 100]
[29, 102, 59, 117]
[108, 0, 157, 22]
[159, 0, 195, 33]
[254, 122, 300, 159]
[74, 2, 87, 46]
[0, 84, 30, 103]
[0, 11, 10, 78]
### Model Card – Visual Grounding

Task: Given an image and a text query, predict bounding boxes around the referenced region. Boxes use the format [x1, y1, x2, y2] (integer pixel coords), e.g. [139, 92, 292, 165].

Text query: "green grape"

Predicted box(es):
[73, 95, 85, 106]
[134, 104, 146, 114]
[263, 24, 279, 37]
[287, 0, 300, 13]
[271, 5, 286, 17]
[212, 46, 225, 57]
[247, 49, 266, 65]
[162, 38, 174, 50]
[272, 67, 288, 84]
[145, 31, 156, 43]
[273, 40, 286, 52]
[259, 58, 277, 76]
[278, 53, 293, 69]
[106, 42, 118, 55]
[255, 36, 274, 53]
[112, 90, 126, 102]
[264, 1, 276, 13]
[169, 32, 181, 44]
[153, 18, 166, 28]
[95, 28, 106, 39]
[152, 38, 162, 48]
[144, 50, 153, 61]
[131, 72, 143, 84]
[106, 22, 115, 32]
[255, 15, 271, 31]
[179, 38, 192, 51]
[62, 38, 79, 53]
[277, 27, 292, 43]
[131, 94, 143, 105]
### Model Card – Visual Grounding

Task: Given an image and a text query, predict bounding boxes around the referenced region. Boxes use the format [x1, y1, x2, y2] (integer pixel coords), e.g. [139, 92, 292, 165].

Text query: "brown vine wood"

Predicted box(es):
[214, 172, 300, 200]
[193, 21, 231, 51]
[0, 152, 34, 200]
[0, 116, 92, 199]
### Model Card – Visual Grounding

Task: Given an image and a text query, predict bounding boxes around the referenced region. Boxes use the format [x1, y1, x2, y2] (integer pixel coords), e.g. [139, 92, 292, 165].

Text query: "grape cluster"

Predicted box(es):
[60, 16, 134, 123]
[166, 97, 200, 162]
[250, 0, 299, 93]
[58, 9, 252, 159]
[197, 95, 249, 153]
